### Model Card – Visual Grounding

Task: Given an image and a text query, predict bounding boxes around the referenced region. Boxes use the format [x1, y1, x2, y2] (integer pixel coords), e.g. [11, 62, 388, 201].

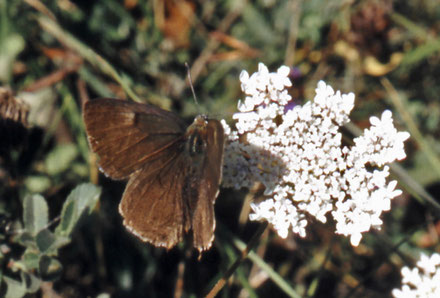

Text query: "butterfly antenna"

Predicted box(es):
[185, 63, 200, 108]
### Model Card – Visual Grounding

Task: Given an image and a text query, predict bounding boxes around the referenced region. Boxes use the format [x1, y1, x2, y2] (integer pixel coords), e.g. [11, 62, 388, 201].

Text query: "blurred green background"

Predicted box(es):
[0, 0, 439, 297]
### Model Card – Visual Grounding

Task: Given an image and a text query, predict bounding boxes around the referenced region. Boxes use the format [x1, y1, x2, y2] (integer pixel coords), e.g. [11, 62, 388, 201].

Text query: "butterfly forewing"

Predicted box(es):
[83, 98, 225, 252]
[84, 98, 186, 179]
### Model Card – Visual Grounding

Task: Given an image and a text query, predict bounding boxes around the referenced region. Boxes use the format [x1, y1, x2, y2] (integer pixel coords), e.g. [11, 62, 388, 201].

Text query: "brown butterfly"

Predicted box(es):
[83, 98, 225, 252]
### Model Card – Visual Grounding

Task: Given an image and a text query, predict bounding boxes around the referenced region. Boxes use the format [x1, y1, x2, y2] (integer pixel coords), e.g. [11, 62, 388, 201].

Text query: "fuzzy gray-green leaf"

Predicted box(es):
[3, 276, 26, 298]
[23, 251, 40, 270]
[39, 255, 63, 281]
[21, 272, 41, 293]
[36, 229, 56, 253]
[36, 229, 71, 253]
[45, 144, 79, 175]
[55, 183, 101, 237]
[23, 194, 48, 236]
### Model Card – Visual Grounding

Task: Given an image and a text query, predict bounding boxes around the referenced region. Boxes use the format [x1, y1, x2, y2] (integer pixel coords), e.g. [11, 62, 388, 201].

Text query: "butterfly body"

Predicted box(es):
[83, 98, 224, 252]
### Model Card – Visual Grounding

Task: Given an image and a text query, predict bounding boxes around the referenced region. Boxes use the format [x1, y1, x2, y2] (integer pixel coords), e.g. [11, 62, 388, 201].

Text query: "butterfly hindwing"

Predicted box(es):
[119, 151, 192, 249]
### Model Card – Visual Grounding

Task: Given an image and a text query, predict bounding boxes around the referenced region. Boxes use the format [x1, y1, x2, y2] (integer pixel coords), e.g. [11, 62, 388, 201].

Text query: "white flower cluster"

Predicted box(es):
[222, 63, 410, 246]
[392, 253, 440, 298]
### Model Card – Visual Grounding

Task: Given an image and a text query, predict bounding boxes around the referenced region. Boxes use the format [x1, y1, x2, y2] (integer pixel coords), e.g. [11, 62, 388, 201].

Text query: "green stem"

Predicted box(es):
[37, 16, 142, 103]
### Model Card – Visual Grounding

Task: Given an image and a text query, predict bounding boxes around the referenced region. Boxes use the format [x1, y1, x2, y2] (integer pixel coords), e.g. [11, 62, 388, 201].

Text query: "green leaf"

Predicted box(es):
[55, 183, 101, 237]
[36, 229, 70, 253]
[16, 231, 35, 247]
[21, 272, 41, 294]
[23, 252, 40, 270]
[23, 194, 48, 236]
[0, 33, 25, 83]
[45, 144, 79, 175]
[3, 276, 26, 298]
[23, 175, 51, 194]
[38, 255, 62, 281]
[35, 229, 56, 253]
